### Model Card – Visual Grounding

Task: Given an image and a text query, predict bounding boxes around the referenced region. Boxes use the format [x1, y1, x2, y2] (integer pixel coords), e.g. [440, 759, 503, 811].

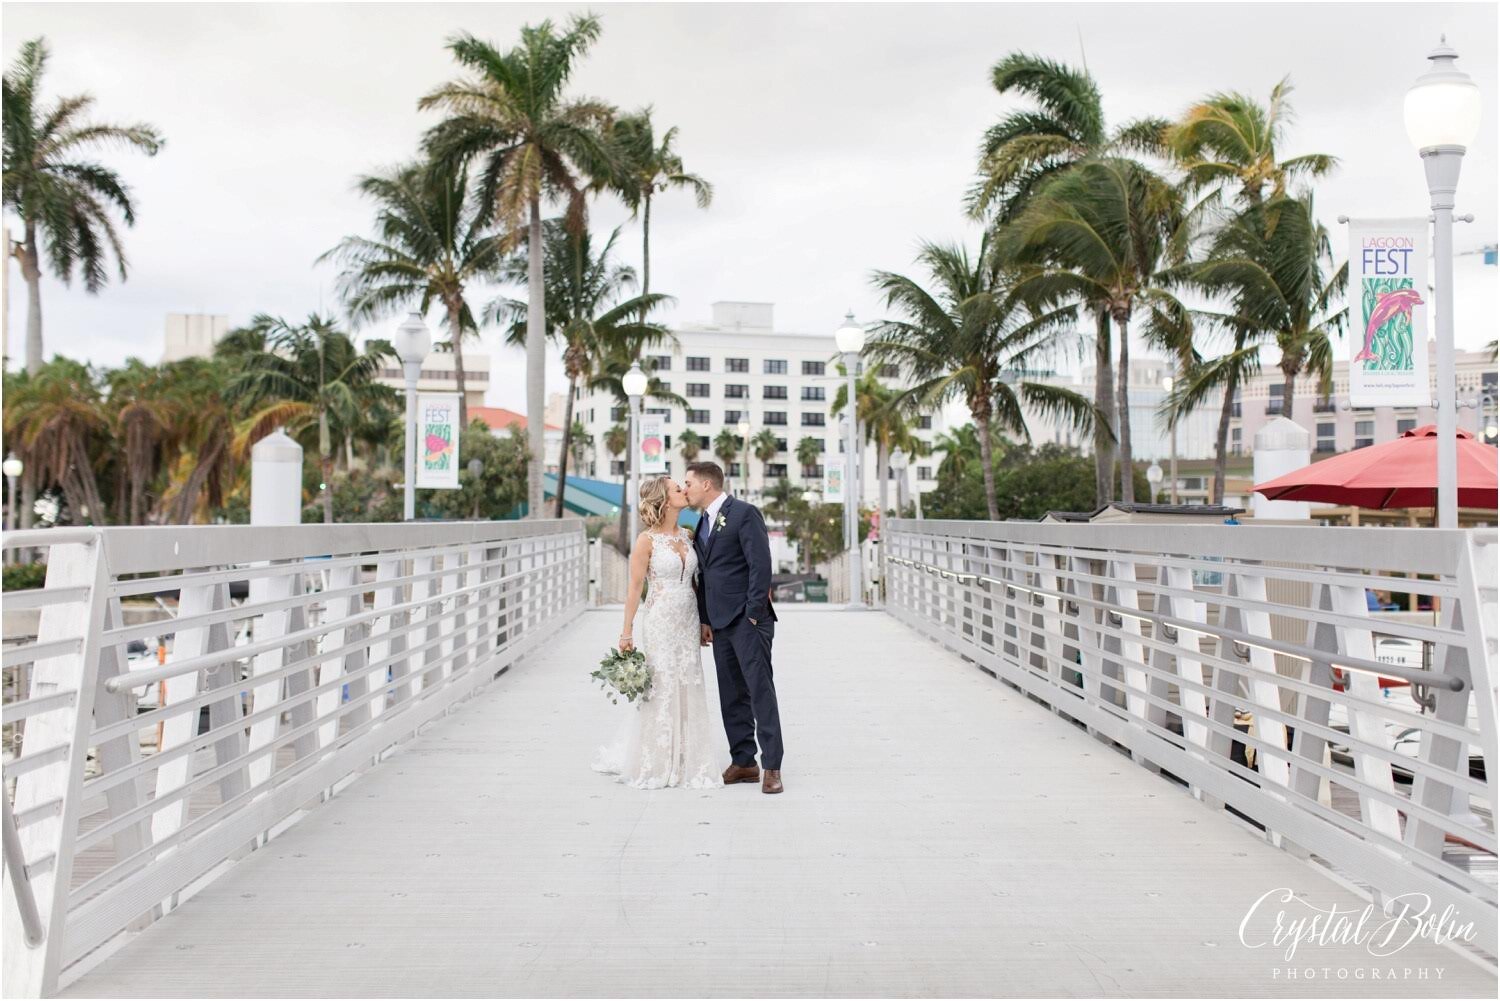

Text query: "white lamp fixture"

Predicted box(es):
[736, 419, 751, 438]
[1146, 462, 1163, 487]
[834, 310, 866, 355]
[394, 312, 432, 522]
[621, 361, 649, 399]
[1404, 38, 1482, 152]
[2, 455, 22, 479]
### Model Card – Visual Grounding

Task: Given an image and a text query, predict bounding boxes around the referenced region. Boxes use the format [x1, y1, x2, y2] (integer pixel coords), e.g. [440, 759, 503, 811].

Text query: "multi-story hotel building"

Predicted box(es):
[1227, 343, 1496, 455]
[373, 351, 491, 416]
[572, 301, 948, 507]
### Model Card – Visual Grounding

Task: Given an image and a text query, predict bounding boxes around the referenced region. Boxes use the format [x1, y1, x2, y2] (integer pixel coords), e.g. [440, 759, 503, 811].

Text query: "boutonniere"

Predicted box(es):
[715, 513, 727, 531]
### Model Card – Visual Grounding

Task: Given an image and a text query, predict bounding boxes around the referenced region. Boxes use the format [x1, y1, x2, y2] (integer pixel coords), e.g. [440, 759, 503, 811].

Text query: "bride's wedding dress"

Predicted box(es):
[592, 527, 724, 789]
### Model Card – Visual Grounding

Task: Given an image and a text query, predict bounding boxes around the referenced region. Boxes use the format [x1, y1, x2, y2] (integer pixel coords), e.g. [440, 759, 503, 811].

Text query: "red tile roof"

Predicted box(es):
[471, 407, 562, 432]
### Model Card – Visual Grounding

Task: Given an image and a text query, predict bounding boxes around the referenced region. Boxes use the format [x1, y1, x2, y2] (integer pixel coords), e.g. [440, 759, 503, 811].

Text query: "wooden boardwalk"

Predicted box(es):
[59, 608, 1497, 997]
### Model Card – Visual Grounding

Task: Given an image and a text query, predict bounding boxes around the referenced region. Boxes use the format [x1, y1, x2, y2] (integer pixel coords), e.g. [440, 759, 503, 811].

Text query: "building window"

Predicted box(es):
[801, 386, 825, 401]
[764, 359, 787, 375]
[917, 466, 932, 481]
[801, 412, 826, 427]
[726, 357, 749, 373]
[803, 464, 824, 478]
[646, 354, 671, 372]
[1397, 418, 1417, 435]
[645, 407, 671, 419]
[724, 410, 743, 425]
[611, 406, 626, 422]
[763, 385, 787, 400]
[610, 460, 626, 476]
[1266, 384, 1284, 416]
[764, 411, 787, 426]
[686, 356, 711, 372]
[774, 437, 787, 451]
[687, 383, 710, 398]
[766, 463, 788, 478]
[879, 364, 899, 378]
[1230, 426, 1242, 456]
[686, 409, 710, 425]
[1316, 421, 1336, 453]
[802, 360, 825, 376]
[725, 384, 749, 399]
[1354, 419, 1375, 449]
[728, 462, 742, 477]
[804, 438, 825, 453]
[917, 415, 933, 429]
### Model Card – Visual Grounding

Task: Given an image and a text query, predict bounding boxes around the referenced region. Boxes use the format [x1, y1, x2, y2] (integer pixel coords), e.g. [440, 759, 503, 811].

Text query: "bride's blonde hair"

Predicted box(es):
[637, 475, 674, 530]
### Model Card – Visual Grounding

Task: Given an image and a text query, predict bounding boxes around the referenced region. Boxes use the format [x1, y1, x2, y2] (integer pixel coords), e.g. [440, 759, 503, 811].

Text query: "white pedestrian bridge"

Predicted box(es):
[2, 519, 1496, 997]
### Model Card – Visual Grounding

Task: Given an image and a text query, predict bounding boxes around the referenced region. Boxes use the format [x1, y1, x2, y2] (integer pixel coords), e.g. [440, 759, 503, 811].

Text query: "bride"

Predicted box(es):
[591, 476, 724, 790]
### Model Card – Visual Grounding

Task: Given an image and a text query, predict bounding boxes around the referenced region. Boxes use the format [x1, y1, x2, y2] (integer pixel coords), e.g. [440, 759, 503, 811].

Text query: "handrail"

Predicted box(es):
[3, 793, 46, 947]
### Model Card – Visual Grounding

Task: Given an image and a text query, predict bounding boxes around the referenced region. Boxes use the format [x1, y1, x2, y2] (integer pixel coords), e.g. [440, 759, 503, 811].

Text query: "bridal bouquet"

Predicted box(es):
[591, 647, 652, 704]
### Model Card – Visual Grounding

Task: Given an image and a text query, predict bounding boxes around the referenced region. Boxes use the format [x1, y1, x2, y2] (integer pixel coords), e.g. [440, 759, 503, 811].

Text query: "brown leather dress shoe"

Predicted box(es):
[762, 769, 783, 794]
[723, 763, 760, 784]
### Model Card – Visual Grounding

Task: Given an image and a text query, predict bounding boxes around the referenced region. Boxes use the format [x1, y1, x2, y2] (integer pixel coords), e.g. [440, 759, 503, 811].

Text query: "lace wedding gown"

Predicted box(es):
[592, 527, 725, 790]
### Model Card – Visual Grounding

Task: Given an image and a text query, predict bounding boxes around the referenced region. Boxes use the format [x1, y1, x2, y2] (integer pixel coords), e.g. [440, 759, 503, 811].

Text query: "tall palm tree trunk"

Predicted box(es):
[318, 411, 334, 524]
[974, 408, 1000, 521]
[554, 374, 577, 518]
[876, 439, 890, 521]
[1115, 315, 1136, 504]
[525, 196, 546, 518]
[446, 298, 469, 430]
[1280, 360, 1299, 420]
[1092, 310, 1116, 507]
[21, 227, 43, 376]
[640, 193, 652, 314]
[1211, 374, 1237, 505]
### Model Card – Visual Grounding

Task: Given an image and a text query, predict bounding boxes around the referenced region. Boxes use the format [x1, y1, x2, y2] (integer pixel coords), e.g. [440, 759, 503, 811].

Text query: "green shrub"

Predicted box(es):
[3, 562, 48, 591]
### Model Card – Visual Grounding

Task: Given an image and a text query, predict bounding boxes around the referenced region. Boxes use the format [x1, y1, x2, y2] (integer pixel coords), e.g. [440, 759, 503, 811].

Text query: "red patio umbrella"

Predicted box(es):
[1252, 424, 1499, 510]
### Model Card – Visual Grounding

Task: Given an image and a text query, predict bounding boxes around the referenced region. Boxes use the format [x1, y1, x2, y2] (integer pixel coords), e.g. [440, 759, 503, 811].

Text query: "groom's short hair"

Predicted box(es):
[685, 461, 724, 490]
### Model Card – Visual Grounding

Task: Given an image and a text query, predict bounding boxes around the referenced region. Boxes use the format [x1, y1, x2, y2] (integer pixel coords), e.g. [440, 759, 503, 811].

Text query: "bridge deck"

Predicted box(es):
[60, 608, 1496, 997]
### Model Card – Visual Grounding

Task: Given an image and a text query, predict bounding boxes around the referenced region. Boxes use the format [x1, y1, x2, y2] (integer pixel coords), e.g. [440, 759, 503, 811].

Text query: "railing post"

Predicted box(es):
[5, 537, 108, 998]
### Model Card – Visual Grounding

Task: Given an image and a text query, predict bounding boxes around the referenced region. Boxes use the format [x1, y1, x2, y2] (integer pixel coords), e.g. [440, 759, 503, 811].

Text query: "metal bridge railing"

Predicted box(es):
[882, 519, 1498, 951]
[1, 520, 587, 997]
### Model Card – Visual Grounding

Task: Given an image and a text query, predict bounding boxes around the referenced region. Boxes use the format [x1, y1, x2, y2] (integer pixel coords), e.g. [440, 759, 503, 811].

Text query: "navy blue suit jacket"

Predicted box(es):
[693, 494, 778, 630]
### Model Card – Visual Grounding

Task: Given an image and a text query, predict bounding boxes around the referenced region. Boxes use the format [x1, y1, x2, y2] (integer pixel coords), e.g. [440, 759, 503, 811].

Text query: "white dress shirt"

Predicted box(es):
[702, 492, 728, 537]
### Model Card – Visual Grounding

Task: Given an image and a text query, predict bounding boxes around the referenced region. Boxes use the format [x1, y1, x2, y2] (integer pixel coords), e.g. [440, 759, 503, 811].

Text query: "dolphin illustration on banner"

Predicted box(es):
[1354, 288, 1424, 364]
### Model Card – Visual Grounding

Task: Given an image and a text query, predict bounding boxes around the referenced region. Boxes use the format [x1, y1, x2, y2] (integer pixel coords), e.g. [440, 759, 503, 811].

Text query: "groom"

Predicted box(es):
[683, 461, 784, 794]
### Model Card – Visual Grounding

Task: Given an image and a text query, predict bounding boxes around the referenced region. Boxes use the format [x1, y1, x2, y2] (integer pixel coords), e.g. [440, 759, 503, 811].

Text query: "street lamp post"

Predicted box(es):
[1161, 375, 1179, 503]
[467, 458, 484, 519]
[1405, 37, 1481, 529]
[623, 362, 649, 550]
[834, 311, 866, 608]
[736, 418, 751, 497]
[3, 454, 22, 565]
[889, 446, 909, 516]
[393, 312, 432, 522]
[1146, 462, 1164, 503]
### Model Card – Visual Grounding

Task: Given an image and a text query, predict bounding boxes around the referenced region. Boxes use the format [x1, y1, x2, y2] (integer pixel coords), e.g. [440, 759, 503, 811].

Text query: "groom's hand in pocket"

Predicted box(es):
[700, 624, 713, 647]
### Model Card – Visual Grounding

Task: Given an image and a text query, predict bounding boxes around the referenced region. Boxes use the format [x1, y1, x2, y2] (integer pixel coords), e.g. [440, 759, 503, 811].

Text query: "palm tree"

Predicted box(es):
[712, 427, 742, 490]
[1164, 78, 1338, 211]
[795, 436, 822, 479]
[162, 355, 241, 524]
[569, 418, 591, 474]
[604, 109, 712, 315]
[3, 38, 164, 376]
[420, 14, 616, 519]
[931, 424, 988, 482]
[104, 359, 176, 524]
[1001, 157, 1187, 503]
[603, 422, 627, 526]
[831, 372, 926, 519]
[679, 428, 703, 464]
[969, 53, 1167, 505]
[866, 236, 1094, 520]
[225, 314, 396, 523]
[490, 221, 672, 516]
[749, 428, 779, 494]
[320, 160, 507, 429]
[3, 357, 110, 523]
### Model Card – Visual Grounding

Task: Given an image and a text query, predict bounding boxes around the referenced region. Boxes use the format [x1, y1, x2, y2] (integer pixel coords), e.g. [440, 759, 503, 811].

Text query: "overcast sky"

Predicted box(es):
[4, 1, 1497, 411]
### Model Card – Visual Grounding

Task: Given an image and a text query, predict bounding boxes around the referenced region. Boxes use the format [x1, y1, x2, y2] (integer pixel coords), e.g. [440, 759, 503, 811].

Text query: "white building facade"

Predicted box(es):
[572, 302, 948, 508]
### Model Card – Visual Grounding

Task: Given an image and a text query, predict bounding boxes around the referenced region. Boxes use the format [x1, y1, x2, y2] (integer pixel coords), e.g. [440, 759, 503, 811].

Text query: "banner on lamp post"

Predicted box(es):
[638, 415, 666, 475]
[415, 392, 461, 489]
[822, 462, 845, 504]
[1348, 218, 1431, 407]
